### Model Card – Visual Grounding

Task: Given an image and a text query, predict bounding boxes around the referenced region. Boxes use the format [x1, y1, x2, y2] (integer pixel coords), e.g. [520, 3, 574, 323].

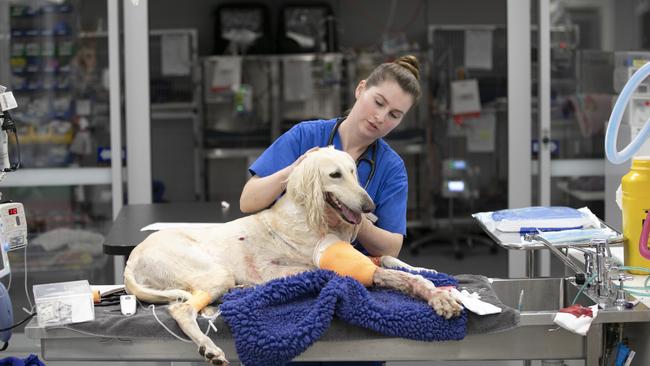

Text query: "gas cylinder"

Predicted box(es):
[622, 157, 650, 274]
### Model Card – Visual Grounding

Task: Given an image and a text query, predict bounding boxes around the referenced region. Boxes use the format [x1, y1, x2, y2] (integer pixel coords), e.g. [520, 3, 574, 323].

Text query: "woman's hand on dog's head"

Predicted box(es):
[280, 147, 321, 191]
[292, 147, 321, 168]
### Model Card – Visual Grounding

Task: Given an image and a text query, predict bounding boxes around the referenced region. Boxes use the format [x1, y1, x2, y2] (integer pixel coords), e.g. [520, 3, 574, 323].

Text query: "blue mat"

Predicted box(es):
[220, 269, 468, 366]
[0, 354, 45, 366]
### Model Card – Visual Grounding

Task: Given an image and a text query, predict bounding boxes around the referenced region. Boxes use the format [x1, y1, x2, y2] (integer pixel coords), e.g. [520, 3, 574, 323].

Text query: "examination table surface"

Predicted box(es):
[24, 273, 601, 364]
[27, 203, 607, 364]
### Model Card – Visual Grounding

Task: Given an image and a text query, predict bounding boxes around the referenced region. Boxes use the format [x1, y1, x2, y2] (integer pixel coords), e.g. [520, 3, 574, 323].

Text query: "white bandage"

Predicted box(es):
[313, 234, 342, 267]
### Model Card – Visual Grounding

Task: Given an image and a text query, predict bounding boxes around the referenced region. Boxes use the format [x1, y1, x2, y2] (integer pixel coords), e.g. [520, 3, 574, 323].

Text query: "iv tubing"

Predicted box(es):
[604, 61, 650, 164]
[618, 265, 650, 273]
[571, 273, 597, 305]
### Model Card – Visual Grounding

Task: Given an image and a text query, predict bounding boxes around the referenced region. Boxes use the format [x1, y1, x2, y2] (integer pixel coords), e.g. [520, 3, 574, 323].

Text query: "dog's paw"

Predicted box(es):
[429, 289, 463, 319]
[198, 344, 229, 365]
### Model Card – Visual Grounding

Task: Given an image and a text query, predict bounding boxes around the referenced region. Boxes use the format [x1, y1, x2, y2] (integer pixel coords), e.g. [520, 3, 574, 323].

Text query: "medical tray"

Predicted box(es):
[473, 211, 624, 250]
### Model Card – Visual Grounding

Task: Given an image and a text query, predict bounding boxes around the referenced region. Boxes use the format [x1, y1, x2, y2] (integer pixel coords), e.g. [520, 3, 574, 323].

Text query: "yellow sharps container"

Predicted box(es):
[622, 157, 650, 274]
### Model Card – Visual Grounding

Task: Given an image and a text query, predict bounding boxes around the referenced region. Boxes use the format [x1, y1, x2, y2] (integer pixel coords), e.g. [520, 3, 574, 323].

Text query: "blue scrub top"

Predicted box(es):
[249, 118, 408, 237]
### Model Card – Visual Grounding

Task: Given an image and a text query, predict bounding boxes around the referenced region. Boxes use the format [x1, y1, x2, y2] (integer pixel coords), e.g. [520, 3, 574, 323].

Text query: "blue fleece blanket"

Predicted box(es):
[220, 269, 467, 366]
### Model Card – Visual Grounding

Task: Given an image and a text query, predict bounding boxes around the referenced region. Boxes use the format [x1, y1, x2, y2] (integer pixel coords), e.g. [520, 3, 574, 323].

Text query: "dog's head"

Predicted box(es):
[286, 147, 375, 235]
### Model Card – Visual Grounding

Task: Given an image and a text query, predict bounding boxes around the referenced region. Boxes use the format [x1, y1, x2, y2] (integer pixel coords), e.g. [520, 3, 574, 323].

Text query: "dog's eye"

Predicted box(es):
[329, 171, 342, 178]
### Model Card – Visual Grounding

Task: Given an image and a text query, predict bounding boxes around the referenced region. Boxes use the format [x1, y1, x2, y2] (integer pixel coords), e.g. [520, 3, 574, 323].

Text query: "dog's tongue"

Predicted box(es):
[341, 205, 362, 225]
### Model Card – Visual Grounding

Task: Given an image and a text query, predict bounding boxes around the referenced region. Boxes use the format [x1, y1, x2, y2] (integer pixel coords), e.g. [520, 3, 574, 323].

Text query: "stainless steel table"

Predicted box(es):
[25, 276, 645, 365]
[24, 318, 599, 363]
[25, 204, 647, 365]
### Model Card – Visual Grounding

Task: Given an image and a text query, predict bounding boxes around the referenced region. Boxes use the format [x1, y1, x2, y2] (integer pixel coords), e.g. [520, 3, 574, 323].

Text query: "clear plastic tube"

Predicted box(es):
[618, 265, 650, 273]
[604, 61, 650, 164]
[572, 273, 598, 306]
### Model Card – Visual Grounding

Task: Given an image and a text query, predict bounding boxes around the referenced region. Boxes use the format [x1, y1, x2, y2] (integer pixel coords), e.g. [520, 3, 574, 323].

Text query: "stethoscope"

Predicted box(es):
[327, 118, 378, 189]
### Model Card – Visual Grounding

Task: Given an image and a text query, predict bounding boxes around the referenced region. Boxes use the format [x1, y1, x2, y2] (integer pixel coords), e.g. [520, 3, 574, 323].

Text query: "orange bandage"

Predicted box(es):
[92, 289, 101, 304]
[186, 290, 212, 311]
[314, 235, 377, 287]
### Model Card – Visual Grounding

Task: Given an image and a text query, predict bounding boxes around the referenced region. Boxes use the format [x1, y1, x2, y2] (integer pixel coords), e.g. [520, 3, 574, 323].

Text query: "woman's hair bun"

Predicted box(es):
[394, 55, 420, 81]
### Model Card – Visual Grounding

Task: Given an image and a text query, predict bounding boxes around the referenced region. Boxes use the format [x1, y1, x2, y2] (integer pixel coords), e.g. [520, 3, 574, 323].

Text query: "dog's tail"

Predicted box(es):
[124, 262, 192, 303]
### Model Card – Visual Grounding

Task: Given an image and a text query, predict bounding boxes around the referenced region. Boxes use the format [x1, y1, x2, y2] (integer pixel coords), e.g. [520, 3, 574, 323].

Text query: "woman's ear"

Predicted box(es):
[354, 80, 367, 99]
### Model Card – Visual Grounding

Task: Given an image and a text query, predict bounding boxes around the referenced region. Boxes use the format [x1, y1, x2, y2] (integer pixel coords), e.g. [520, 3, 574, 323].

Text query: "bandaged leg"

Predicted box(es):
[313, 234, 377, 286]
[186, 290, 212, 311]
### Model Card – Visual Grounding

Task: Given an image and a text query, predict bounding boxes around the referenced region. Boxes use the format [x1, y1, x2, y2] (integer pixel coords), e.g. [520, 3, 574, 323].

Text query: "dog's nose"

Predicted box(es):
[362, 198, 375, 213]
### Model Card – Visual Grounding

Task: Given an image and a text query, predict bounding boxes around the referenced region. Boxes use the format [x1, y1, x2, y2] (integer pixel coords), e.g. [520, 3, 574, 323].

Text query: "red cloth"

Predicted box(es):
[559, 304, 593, 318]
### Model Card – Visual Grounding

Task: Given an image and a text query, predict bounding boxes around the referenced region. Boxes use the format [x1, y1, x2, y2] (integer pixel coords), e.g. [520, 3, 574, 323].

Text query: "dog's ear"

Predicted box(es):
[286, 154, 327, 234]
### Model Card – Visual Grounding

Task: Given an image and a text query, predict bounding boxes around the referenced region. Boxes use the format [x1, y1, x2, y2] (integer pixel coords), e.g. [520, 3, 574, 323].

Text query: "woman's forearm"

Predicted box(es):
[240, 147, 320, 214]
[355, 217, 403, 257]
[239, 167, 291, 213]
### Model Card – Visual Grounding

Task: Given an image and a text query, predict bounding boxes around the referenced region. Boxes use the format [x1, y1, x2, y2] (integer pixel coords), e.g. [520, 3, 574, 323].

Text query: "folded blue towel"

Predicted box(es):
[220, 269, 467, 366]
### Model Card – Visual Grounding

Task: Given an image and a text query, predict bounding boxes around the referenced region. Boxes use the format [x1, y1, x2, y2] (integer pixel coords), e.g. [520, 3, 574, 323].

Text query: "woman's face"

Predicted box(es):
[349, 79, 414, 140]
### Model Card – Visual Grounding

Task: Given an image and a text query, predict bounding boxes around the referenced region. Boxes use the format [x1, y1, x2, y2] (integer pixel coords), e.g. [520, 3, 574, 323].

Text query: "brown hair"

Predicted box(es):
[365, 55, 421, 102]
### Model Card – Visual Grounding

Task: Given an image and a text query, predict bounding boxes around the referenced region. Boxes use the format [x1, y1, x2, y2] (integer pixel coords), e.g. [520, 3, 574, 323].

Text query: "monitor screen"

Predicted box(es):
[450, 160, 467, 170]
[447, 180, 465, 192]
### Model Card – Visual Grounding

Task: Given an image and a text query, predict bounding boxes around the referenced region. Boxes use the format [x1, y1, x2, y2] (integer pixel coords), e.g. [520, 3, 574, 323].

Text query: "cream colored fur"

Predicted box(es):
[124, 147, 462, 365]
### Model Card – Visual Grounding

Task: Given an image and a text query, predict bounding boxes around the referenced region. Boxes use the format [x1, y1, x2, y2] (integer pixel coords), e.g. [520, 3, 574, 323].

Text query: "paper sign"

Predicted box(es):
[210, 57, 242, 93]
[465, 113, 496, 152]
[451, 79, 481, 116]
[161, 34, 191, 76]
[465, 30, 493, 70]
[283, 59, 313, 102]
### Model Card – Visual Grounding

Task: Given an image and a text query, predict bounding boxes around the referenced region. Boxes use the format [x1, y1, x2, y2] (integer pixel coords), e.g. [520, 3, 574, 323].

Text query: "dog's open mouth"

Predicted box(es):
[325, 192, 362, 225]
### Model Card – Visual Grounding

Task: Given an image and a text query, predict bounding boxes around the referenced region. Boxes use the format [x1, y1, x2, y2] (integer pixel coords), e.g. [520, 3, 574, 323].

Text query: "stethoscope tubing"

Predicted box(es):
[327, 117, 377, 189]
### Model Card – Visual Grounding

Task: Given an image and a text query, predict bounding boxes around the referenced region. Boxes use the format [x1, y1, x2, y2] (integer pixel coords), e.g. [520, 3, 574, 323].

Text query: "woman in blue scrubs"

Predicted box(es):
[240, 55, 421, 261]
